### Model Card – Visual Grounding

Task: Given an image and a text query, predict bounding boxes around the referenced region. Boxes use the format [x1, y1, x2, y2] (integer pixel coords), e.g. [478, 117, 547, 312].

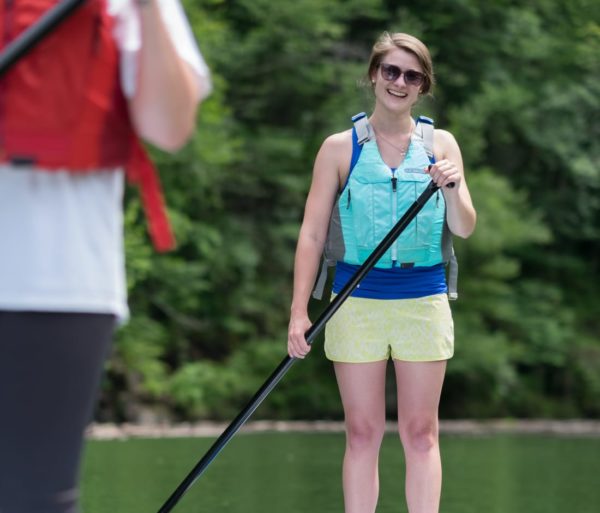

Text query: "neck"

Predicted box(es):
[369, 108, 414, 136]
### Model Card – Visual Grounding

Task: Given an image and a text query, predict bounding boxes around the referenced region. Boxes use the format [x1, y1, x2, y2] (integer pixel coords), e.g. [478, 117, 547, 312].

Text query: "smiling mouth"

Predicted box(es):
[387, 89, 408, 98]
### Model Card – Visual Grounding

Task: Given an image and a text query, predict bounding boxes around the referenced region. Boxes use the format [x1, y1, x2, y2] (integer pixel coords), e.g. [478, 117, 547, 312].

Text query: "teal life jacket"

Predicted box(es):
[312, 112, 458, 300]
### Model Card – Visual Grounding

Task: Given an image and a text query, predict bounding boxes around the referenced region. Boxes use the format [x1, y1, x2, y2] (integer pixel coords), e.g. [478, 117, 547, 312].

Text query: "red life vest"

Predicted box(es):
[0, 0, 175, 251]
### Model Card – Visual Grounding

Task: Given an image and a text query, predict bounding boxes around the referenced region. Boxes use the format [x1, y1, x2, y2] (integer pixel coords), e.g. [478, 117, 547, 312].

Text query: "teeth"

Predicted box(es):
[388, 90, 407, 98]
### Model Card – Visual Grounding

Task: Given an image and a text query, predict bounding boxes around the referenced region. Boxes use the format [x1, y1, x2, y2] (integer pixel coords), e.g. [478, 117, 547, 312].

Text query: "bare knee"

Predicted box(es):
[345, 417, 385, 452]
[399, 417, 439, 454]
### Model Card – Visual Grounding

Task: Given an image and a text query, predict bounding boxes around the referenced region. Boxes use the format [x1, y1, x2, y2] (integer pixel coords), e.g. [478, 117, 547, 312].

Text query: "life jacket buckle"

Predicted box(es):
[10, 155, 36, 166]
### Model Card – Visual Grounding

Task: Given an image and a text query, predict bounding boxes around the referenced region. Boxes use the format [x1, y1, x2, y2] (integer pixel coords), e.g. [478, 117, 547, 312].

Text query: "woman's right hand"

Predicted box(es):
[286, 132, 348, 360]
[287, 312, 313, 359]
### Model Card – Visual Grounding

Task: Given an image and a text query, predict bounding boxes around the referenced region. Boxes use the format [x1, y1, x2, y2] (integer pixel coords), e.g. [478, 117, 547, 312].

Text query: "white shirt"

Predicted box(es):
[0, 0, 210, 321]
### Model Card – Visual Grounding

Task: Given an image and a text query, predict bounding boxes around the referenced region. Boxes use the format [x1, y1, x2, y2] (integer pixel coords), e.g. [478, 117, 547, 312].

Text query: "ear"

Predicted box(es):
[369, 65, 378, 85]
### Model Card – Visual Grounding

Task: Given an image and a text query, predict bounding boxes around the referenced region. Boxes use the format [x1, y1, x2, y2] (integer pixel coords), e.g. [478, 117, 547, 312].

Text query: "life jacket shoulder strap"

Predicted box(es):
[351, 112, 375, 144]
[351, 112, 435, 159]
[414, 115, 435, 162]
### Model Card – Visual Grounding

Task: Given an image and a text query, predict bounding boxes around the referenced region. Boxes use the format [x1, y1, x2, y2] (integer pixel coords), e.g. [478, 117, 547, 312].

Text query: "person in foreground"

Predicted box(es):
[288, 32, 476, 513]
[0, 1, 210, 512]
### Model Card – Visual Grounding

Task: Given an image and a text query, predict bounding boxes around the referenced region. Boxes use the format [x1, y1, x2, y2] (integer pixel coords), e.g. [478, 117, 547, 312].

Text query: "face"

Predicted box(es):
[370, 47, 424, 112]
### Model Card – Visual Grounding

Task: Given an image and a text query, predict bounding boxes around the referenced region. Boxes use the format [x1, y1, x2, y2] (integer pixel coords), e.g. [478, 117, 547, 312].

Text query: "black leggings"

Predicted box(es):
[0, 311, 115, 513]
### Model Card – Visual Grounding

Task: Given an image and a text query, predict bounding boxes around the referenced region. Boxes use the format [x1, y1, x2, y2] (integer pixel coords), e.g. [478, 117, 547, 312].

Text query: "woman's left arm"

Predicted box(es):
[428, 129, 477, 238]
[130, 0, 204, 152]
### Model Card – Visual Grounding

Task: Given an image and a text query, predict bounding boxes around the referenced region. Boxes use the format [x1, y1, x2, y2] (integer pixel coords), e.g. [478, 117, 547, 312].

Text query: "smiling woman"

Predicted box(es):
[287, 31, 476, 513]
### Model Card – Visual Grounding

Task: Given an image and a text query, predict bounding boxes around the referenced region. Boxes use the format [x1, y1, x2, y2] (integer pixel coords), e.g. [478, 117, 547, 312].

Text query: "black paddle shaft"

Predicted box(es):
[0, 0, 87, 76]
[156, 180, 443, 513]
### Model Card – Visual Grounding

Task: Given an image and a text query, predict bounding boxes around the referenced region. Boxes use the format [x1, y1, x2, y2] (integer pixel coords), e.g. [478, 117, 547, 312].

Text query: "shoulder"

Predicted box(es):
[311, 129, 353, 188]
[317, 129, 353, 173]
[434, 128, 458, 146]
[320, 128, 353, 155]
[433, 128, 461, 159]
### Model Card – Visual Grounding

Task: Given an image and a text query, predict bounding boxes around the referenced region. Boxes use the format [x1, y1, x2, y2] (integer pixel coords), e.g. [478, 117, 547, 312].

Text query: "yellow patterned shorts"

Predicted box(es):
[324, 293, 454, 363]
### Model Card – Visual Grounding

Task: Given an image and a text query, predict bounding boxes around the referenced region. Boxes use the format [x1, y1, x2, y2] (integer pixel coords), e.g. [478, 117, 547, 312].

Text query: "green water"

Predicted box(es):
[82, 432, 600, 513]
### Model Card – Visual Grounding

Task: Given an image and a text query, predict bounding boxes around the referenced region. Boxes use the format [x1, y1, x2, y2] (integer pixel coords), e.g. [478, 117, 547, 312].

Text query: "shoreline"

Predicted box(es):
[87, 419, 600, 440]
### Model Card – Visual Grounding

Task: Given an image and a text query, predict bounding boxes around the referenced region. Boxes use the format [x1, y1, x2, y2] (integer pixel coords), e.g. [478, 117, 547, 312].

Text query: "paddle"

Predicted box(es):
[0, 0, 87, 76]
[157, 179, 452, 513]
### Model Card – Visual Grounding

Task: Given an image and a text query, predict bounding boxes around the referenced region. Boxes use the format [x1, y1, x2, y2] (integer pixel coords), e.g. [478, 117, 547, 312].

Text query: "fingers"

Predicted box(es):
[287, 318, 312, 359]
[288, 333, 311, 359]
[427, 160, 461, 189]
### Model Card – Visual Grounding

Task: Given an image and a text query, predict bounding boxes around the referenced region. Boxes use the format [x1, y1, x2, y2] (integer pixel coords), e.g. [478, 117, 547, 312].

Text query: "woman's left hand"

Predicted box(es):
[426, 160, 461, 190]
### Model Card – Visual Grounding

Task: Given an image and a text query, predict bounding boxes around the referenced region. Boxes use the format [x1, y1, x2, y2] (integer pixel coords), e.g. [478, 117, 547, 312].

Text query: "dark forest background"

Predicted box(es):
[99, 0, 600, 423]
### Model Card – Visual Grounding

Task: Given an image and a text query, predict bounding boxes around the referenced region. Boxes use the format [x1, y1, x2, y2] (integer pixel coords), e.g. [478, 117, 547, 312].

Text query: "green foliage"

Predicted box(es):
[101, 0, 600, 422]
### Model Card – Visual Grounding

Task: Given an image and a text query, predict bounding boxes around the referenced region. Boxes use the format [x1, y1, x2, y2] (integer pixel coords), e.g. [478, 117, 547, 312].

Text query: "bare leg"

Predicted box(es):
[394, 360, 447, 513]
[334, 360, 387, 513]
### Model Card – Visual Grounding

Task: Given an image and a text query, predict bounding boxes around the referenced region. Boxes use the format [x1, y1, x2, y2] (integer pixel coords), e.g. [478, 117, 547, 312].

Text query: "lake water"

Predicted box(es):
[82, 432, 600, 513]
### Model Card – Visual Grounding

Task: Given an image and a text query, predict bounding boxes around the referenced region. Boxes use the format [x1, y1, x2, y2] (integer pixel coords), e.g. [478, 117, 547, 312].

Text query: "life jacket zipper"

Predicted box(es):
[391, 170, 398, 262]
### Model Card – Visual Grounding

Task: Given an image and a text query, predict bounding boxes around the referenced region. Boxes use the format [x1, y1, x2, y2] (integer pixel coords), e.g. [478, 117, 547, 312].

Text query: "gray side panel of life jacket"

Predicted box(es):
[312, 204, 344, 298]
[442, 220, 458, 300]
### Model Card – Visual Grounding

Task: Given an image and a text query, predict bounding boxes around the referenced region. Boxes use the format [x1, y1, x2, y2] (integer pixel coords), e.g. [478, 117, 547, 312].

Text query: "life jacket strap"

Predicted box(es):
[351, 112, 374, 144]
[414, 115, 435, 163]
[447, 250, 459, 300]
[128, 140, 176, 252]
[441, 218, 458, 300]
[312, 258, 331, 300]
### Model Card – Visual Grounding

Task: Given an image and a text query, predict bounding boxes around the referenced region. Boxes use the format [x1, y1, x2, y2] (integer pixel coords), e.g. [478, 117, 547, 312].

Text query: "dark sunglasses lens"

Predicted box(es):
[381, 64, 400, 81]
[404, 70, 424, 85]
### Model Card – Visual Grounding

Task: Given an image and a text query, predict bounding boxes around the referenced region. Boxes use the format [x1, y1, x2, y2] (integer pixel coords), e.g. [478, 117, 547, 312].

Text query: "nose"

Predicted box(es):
[394, 72, 408, 85]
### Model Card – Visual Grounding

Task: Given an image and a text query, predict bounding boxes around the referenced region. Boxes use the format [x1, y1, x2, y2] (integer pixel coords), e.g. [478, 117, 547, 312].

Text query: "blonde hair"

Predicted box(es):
[367, 32, 435, 95]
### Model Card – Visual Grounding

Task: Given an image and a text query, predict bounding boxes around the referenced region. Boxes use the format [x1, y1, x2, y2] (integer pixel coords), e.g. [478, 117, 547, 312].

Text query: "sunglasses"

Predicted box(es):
[379, 63, 425, 87]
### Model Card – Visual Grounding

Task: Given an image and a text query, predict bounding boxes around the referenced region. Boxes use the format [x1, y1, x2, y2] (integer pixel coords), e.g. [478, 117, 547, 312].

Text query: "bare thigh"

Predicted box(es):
[393, 360, 447, 431]
[334, 360, 388, 429]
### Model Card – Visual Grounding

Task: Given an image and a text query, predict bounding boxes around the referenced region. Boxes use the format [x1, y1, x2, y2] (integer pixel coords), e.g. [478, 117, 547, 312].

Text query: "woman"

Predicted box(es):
[0, 1, 210, 512]
[288, 32, 476, 513]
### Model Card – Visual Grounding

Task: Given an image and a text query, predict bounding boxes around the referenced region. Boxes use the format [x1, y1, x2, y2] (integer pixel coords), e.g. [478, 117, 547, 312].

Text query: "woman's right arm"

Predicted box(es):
[287, 132, 350, 359]
[130, 0, 206, 152]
